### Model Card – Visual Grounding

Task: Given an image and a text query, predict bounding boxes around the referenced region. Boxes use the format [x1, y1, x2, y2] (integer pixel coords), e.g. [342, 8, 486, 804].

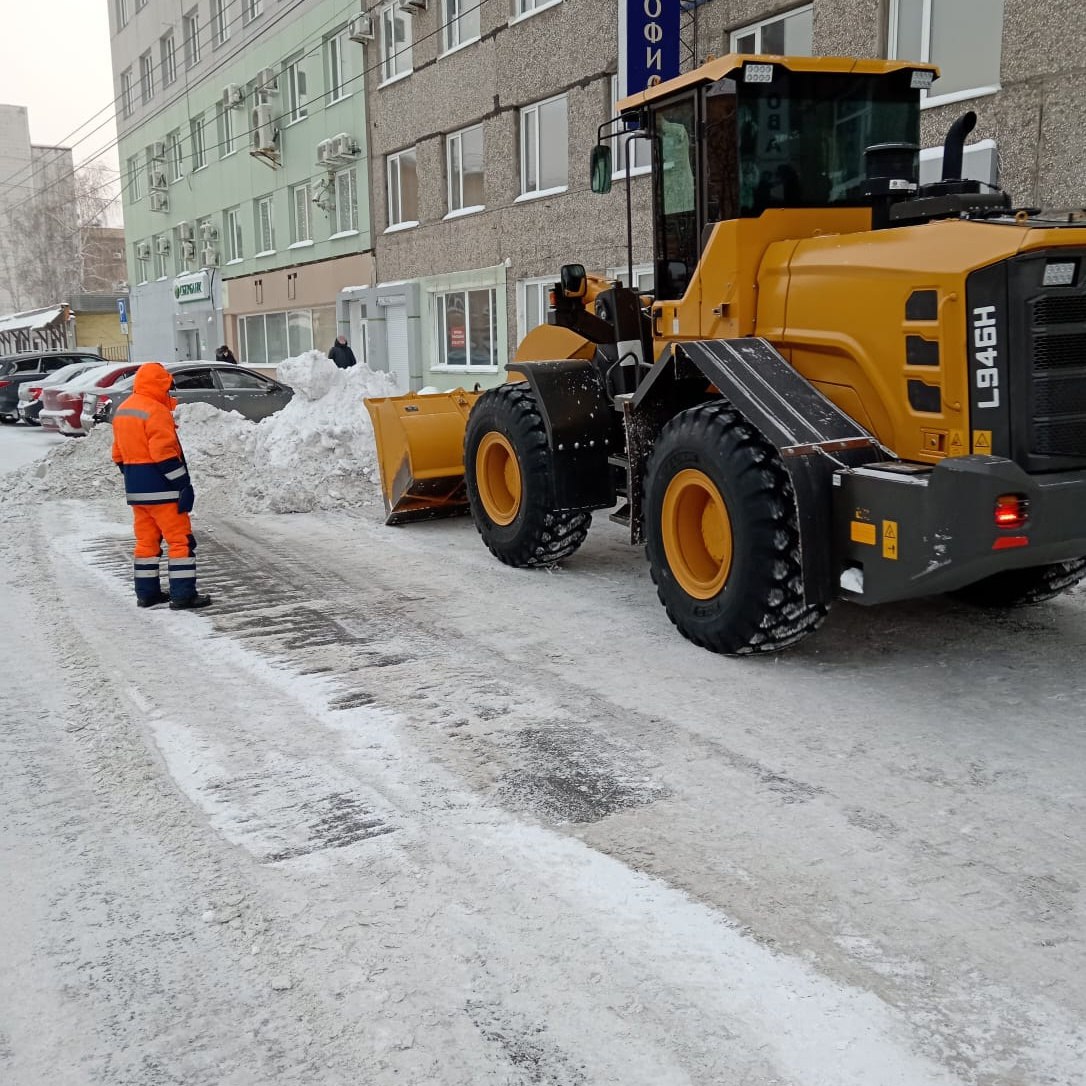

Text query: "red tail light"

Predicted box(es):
[994, 494, 1029, 529]
[0, 380, 10, 389]
[96, 395, 111, 408]
[29, 387, 43, 400]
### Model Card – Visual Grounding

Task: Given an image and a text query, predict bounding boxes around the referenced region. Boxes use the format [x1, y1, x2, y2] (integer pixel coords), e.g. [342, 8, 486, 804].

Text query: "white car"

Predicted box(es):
[17, 361, 105, 425]
[33, 362, 141, 436]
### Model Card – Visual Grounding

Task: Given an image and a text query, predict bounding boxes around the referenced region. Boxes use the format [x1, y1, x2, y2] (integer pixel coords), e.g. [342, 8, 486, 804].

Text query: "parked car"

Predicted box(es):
[28, 362, 140, 436]
[0, 350, 105, 423]
[17, 361, 106, 425]
[92, 361, 293, 425]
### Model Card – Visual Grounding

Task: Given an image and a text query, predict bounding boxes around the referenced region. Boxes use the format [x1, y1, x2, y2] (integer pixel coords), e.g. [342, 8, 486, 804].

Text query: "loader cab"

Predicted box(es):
[614, 59, 927, 301]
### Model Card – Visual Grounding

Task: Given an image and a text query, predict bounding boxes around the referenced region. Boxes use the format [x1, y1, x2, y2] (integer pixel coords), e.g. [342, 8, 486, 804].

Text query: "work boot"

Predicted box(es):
[169, 593, 213, 611]
[137, 590, 169, 608]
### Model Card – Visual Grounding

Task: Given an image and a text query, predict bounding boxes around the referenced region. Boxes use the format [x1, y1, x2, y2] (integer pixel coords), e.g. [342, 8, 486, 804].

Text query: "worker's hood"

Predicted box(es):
[133, 362, 177, 410]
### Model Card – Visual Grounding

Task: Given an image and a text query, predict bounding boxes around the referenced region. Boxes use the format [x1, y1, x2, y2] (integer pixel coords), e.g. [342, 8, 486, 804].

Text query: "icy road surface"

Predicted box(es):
[1, 429, 1085, 1085]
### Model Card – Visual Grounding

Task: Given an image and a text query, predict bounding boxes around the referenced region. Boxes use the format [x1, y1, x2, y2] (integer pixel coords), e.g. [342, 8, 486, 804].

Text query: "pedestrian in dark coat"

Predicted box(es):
[329, 335, 357, 369]
[215, 345, 239, 364]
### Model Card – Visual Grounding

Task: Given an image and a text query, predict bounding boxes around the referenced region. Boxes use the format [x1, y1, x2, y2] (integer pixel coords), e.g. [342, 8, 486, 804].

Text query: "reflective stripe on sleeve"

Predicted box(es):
[114, 408, 151, 420]
[164, 466, 188, 480]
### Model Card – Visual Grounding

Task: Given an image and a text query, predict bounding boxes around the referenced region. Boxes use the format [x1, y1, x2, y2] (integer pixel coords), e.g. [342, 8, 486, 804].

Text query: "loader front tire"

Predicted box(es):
[644, 403, 827, 655]
[951, 558, 1086, 608]
[465, 382, 591, 568]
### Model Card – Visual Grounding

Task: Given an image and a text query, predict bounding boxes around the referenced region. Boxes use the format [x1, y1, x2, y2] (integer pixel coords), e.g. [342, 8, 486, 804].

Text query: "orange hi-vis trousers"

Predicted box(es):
[132, 504, 198, 602]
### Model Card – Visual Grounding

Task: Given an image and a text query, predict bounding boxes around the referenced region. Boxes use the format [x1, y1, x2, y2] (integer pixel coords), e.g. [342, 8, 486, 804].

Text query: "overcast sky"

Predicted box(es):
[0, 3, 120, 173]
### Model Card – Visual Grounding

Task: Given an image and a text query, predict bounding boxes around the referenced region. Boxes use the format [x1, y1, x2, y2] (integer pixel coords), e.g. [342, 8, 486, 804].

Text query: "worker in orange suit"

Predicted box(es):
[111, 362, 212, 610]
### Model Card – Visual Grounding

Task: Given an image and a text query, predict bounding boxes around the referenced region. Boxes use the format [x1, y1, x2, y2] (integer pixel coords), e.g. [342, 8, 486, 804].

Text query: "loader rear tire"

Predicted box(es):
[465, 382, 591, 568]
[951, 558, 1086, 608]
[644, 403, 827, 655]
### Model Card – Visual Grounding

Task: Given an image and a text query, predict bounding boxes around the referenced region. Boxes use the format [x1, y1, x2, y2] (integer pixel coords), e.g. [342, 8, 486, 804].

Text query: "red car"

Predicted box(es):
[40, 363, 140, 436]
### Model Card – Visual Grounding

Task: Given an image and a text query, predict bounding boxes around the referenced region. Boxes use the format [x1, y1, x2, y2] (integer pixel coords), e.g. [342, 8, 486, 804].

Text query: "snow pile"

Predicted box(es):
[6, 351, 402, 515]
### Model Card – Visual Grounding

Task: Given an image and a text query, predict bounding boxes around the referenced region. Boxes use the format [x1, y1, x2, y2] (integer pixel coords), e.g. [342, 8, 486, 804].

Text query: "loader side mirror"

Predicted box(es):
[590, 144, 612, 194]
[560, 264, 588, 299]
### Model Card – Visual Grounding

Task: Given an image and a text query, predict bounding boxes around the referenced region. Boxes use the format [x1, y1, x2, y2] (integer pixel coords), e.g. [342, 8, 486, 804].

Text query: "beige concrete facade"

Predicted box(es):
[360, 0, 1085, 391]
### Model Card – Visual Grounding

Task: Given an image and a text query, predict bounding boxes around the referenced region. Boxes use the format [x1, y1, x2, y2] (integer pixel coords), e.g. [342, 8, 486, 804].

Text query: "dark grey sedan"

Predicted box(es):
[94, 361, 293, 424]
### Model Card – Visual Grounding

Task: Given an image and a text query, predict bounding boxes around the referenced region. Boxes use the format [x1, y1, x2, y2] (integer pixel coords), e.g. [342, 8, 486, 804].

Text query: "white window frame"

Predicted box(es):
[116, 0, 129, 29]
[190, 115, 207, 171]
[610, 75, 650, 178]
[433, 287, 499, 372]
[283, 55, 308, 124]
[509, 0, 562, 25]
[225, 206, 243, 262]
[242, 0, 263, 25]
[183, 10, 201, 68]
[446, 124, 485, 217]
[518, 93, 568, 199]
[135, 242, 149, 283]
[386, 148, 418, 230]
[127, 154, 143, 201]
[255, 194, 275, 254]
[160, 32, 177, 87]
[887, 0, 1003, 109]
[379, 2, 413, 85]
[139, 50, 155, 104]
[167, 130, 184, 182]
[333, 168, 358, 235]
[729, 4, 813, 54]
[154, 235, 169, 280]
[211, 0, 231, 48]
[607, 263, 655, 293]
[290, 183, 313, 245]
[326, 28, 351, 103]
[516, 276, 553, 340]
[120, 69, 134, 118]
[220, 104, 236, 157]
[442, 0, 481, 54]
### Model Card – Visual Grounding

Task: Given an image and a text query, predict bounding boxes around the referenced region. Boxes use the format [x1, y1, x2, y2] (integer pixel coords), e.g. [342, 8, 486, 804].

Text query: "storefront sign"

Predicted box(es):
[618, 0, 681, 99]
[174, 270, 211, 304]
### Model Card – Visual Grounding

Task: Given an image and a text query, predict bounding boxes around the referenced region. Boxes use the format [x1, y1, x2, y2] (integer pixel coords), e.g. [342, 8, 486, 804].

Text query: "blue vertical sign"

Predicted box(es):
[618, 0, 681, 100]
[117, 298, 129, 334]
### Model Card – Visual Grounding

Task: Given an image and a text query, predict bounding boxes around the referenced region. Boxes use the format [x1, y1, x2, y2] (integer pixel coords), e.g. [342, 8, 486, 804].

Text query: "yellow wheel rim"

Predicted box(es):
[476, 432, 522, 526]
[661, 468, 733, 599]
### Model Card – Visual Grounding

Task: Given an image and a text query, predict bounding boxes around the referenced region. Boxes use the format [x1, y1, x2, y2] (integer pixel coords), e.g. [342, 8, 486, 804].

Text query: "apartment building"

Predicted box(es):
[109, 0, 375, 365]
[355, 0, 1084, 393]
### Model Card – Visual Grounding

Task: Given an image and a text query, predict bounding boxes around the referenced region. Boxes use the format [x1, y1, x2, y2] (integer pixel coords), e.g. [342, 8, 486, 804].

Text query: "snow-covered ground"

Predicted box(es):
[1, 357, 1084, 1086]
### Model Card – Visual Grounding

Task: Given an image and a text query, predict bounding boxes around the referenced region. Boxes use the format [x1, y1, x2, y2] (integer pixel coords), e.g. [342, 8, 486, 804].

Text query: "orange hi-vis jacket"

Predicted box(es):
[111, 363, 192, 506]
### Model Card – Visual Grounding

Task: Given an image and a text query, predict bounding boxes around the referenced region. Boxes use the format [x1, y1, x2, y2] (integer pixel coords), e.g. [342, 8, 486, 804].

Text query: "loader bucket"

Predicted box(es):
[364, 388, 484, 525]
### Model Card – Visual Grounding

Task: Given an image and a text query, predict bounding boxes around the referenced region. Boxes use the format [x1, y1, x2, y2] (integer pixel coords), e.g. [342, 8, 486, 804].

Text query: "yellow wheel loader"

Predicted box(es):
[366, 54, 1086, 655]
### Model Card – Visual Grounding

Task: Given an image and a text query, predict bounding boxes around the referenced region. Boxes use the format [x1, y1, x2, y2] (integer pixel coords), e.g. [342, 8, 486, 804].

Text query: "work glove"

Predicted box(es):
[177, 484, 195, 514]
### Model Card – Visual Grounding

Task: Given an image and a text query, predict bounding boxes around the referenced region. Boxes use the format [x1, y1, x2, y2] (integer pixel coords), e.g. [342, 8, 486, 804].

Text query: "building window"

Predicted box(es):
[608, 263, 655, 293]
[519, 94, 568, 196]
[333, 168, 358, 234]
[610, 76, 650, 175]
[160, 32, 177, 87]
[446, 124, 485, 214]
[237, 307, 336, 366]
[283, 55, 308, 123]
[731, 5, 813, 55]
[511, 0, 561, 18]
[386, 148, 418, 228]
[379, 3, 412, 83]
[290, 183, 312, 243]
[127, 154, 143, 201]
[120, 69, 134, 117]
[190, 115, 206, 170]
[219, 105, 236, 157]
[154, 236, 169, 279]
[242, 0, 263, 24]
[116, 0, 129, 29]
[256, 194, 275, 253]
[135, 242, 149, 282]
[888, 0, 1005, 103]
[167, 130, 184, 181]
[435, 288, 497, 369]
[225, 206, 243, 261]
[517, 276, 552, 340]
[139, 51, 155, 103]
[183, 9, 201, 68]
[326, 28, 350, 102]
[211, 0, 230, 47]
[443, 0, 480, 52]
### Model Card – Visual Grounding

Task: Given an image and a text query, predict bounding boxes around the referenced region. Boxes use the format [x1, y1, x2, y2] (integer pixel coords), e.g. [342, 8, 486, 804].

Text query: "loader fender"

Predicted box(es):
[506, 359, 616, 510]
[632, 338, 882, 606]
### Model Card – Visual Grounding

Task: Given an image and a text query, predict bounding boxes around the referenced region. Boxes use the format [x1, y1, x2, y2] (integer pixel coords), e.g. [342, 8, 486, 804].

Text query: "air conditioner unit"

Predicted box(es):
[202, 246, 220, 268]
[135, 241, 152, 260]
[331, 132, 360, 160]
[178, 220, 195, 241]
[149, 192, 170, 212]
[181, 240, 197, 261]
[156, 236, 172, 255]
[316, 138, 334, 166]
[150, 140, 167, 161]
[257, 67, 279, 96]
[348, 12, 374, 42]
[222, 83, 245, 110]
[200, 221, 219, 241]
[397, 0, 427, 11]
[251, 103, 278, 153]
[148, 168, 168, 191]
